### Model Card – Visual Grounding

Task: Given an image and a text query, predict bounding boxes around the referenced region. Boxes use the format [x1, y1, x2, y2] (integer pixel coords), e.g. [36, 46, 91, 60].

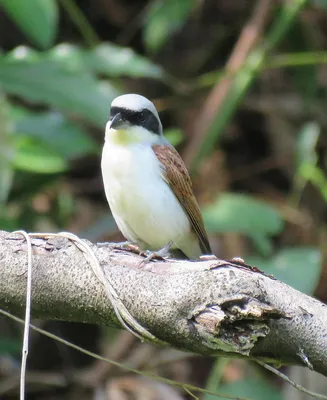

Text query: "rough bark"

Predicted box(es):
[0, 230, 326, 376]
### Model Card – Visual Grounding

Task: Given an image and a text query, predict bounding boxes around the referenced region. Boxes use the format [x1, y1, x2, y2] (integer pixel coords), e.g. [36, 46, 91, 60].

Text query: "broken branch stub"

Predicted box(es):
[192, 296, 287, 355]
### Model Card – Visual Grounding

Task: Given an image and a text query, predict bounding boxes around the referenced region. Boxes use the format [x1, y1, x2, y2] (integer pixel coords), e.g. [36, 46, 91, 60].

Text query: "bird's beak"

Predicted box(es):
[110, 112, 125, 129]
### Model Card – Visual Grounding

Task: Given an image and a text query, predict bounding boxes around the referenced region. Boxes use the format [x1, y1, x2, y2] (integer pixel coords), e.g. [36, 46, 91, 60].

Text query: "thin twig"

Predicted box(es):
[257, 361, 327, 400]
[0, 308, 251, 400]
[2, 307, 326, 400]
[183, 386, 200, 400]
[13, 231, 33, 400]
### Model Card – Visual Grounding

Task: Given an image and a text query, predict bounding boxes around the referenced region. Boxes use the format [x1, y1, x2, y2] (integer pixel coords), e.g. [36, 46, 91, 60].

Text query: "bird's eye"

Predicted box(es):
[138, 112, 146, 122]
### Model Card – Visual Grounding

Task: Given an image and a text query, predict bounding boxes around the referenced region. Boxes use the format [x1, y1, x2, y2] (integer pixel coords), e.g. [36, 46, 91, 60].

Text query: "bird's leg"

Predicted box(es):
[138, 241, 174, 268]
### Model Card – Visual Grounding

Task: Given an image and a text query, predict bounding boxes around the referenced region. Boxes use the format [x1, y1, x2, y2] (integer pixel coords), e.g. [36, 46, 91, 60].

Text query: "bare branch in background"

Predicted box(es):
[183, 0, 271, 165]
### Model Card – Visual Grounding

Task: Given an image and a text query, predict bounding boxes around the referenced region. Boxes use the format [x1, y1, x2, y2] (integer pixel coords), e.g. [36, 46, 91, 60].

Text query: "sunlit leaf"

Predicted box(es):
[296, 122, 319, 167]
[13, 135, 67, 174]
[15, 111, 98, 159]
[48, 43, 164, 79]
[203, 193, 283, 255]
[143, 0, 196, 52]
[0, 52, 120, 127]
[88, 43, 164, 78]
[247, 247, 322, 294]
[203, 193, 283, 235]
[1, 0, 58, 48]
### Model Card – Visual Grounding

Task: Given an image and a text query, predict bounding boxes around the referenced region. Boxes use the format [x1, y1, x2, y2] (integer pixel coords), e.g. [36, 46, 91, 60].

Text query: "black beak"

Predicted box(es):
[110, 112, 124, 129]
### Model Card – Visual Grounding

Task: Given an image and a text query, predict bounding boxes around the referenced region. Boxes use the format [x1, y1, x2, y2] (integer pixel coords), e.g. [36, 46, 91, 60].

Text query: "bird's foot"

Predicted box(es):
[138, 241, 173, 268]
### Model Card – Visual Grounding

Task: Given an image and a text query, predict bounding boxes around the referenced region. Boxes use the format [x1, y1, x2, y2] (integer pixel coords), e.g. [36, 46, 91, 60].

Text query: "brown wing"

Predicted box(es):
[152, 144, 211, 255]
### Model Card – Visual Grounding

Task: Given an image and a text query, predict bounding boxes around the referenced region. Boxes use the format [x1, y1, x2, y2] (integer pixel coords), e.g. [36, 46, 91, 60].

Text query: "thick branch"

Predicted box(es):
[0, 230, 326, 376]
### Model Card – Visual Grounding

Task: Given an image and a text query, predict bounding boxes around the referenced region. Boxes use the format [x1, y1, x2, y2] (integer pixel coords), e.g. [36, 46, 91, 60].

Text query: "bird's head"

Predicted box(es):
[105, 94, 163, 145]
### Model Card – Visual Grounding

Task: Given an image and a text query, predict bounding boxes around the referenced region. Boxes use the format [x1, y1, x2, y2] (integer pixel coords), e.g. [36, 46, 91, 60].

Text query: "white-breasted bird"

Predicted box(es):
[101, 93, 211, 259]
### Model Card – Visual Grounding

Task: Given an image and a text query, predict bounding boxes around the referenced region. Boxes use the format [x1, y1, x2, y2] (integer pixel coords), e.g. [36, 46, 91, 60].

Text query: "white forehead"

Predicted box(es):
[111, 94, 159, 118]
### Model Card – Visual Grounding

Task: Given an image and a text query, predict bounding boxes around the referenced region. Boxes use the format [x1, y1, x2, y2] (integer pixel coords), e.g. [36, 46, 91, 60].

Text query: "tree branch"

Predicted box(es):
[0, 230, 326, 377]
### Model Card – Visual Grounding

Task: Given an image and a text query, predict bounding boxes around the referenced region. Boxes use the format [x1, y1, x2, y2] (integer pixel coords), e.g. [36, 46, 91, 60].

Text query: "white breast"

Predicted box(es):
[101, 141, 191, 251]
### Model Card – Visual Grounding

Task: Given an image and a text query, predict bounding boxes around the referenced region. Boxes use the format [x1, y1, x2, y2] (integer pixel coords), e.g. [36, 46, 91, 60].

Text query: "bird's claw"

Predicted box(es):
[137, 241, 173, 268]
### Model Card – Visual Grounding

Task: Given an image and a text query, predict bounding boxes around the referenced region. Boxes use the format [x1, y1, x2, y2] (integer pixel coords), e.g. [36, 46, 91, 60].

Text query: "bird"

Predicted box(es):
[101, 93, 211, 260]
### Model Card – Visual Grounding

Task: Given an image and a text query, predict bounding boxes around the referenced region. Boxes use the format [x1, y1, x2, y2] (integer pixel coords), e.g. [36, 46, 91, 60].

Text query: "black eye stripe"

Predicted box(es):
[109, 106, 161, 135]
[138, 112, 145, 122]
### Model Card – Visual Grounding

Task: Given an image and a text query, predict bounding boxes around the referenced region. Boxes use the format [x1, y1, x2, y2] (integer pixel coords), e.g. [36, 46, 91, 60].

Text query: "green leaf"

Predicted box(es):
[203, 193, 283, 235]
[13, 135, 67, 174]
[203, 193, 283, 255]
[15, 111, 98, 159]
[48, 43, 164, 79]
[216, 378, 283, 400]
[300, 164, 327, 202]
[88, 43, 164, 78]
[143, 0, 196, 52]
[292, 122, 322, 203]
[247, 247, 322, 294]
[0, 51, 120, 127]
[296, 122, 319, 168]
[1, 0, 58, 48]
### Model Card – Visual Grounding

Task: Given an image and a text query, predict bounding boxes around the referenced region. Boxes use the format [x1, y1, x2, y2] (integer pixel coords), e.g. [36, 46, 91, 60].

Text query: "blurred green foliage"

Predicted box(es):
[143, 0, 196, 52]
[1, 0, 58, 48]
[1, 0, 327, 398]
[248, 247, 322, 294]
[203, 193, 284, 255]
